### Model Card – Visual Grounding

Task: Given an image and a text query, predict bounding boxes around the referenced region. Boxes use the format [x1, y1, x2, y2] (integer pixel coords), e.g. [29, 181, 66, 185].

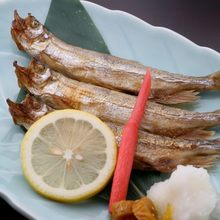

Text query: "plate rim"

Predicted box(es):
[83, 0, 220, 58]
[1, 0, 220, 219]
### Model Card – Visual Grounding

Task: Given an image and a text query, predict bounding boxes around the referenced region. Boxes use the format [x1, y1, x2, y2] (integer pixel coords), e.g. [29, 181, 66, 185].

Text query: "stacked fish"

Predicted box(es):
[7, 11, 220, 173]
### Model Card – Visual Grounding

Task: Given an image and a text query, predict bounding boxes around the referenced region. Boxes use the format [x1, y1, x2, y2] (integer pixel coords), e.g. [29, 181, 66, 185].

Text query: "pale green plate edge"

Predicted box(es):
[0, 0, 220, 219]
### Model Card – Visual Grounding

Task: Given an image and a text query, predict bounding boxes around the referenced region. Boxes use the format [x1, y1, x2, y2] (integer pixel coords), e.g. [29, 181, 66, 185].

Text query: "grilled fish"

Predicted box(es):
[13, 59, 220, 138]
[11, 11, 220, 104]
[7, 95, 220, 173]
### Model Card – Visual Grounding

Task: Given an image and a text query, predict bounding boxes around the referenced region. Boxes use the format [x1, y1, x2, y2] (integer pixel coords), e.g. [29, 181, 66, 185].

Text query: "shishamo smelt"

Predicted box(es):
[11, 11, 220, 104]
[7, 95, 220, 173]
[13, 59, 220, 138]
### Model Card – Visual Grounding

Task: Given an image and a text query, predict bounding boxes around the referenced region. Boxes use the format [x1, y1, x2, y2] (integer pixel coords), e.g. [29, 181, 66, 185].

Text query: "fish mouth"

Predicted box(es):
[6, 98, 24, 125]
[13, 61, 31, 88]
[14, 61, 29, 76]
[11, 10, 27, 50]
[6, 95, 39, 129]
[12, 10, 26, 32]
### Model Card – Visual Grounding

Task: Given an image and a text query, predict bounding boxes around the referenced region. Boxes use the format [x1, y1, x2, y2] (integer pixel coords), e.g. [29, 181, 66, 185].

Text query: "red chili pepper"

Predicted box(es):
[109, 69, 152, 212]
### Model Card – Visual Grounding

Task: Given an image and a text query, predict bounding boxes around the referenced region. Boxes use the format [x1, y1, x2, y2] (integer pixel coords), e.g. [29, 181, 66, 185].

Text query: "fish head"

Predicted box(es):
[11, 10, 50, 55]
[13, 59, 52, 88]
[6, 98, 30, 128]
[7, 95, 49, 129]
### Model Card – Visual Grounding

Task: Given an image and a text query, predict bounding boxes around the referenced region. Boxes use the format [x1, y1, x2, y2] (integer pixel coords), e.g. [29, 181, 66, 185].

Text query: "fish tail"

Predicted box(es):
[189, 155, 219, 169]
[164, 139, 220, 172]
[209, 70, 220, 89]
[154, 90, 200, 104]
[171, 148, 220, 171]
[179, 129, 215, 140]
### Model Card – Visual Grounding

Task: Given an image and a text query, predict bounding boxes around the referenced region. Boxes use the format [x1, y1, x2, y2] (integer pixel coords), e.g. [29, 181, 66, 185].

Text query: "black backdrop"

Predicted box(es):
[1, 0, 220, 219]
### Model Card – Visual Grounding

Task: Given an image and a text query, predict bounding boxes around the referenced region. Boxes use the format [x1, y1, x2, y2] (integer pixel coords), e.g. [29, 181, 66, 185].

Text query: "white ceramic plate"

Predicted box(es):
[0, 0, 220, 219]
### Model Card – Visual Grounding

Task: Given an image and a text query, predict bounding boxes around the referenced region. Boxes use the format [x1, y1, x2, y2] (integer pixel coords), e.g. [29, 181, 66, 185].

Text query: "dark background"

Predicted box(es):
[1, 0, 220, 219]
[89, 0, 220, 52]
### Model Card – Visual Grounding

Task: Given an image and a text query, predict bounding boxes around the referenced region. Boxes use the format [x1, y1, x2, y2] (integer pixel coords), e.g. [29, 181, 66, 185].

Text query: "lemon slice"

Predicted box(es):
[21, 110, 117, 202]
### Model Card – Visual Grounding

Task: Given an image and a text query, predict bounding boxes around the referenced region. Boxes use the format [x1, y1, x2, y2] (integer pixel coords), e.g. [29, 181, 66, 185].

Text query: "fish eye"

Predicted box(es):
[34, 64, 45, 73]
[31, 19, 40, 29]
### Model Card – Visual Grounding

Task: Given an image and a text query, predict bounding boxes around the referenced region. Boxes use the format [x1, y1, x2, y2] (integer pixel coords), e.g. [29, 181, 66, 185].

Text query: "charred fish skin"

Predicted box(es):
[7, 95, 220, 173]
[11, 11, 220, 104]
[13, 60, 220, 137]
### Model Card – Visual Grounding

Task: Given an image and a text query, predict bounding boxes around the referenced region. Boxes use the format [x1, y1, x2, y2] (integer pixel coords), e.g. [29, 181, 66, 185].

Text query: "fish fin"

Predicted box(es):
[209, 71, 220, 89]
[179, 129, 215, 140]
[188, 155, 219, 169]
[171, 151, 220, 171]
[155, 90, 200, 104]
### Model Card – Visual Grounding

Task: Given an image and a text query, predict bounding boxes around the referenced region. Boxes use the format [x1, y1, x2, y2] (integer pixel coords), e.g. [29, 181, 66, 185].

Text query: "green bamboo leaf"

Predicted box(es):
[45, 0, 110, 53]
[128, 171, 169, 200]
[99, 170, 169, 201]
[16, 88, 27, 102]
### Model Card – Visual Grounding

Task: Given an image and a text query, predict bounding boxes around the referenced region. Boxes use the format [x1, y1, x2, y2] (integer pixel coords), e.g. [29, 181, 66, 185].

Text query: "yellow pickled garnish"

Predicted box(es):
[161, 204, 173, 220]
[111, 200, 135, 220]
[132, 197, 158, 220]
[111, 197, 159, 220]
